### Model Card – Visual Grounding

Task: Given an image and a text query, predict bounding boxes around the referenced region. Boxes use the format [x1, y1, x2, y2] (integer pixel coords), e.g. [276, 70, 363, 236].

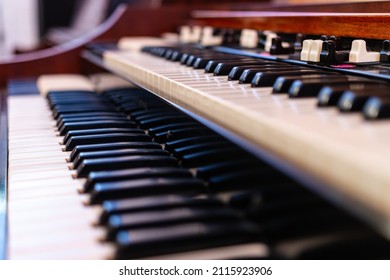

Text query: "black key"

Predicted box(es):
[205, 59, 258, 73]
[48, 92, 100, 99]
[213, 61, 271, 76]
[57, 111, 125, 123]
[133, 112, 182, 123]
[73, 149, 169, 169]
[114, 221, 260, 259]
[273, 74, 342, 94]
[103, 87, 148, 98]
[179, 52, 194, 64]
[119, 100, 166, 113]
[77, 155, 178, 177]
[239, 67, 304, 84]
[189, 54, 225, 68]
[52, 101, 111, 108]
[317, 82, 384, 107]
[89, 177, 205, 204]
[338, 86, 390, 112]
[99, 196, 222, 225]
[59, 120, 136, 135]
[181, 147, 248, 167]
[317, 85, 351, 107]
[192, 55, 235, 68]
[54, 107, 116, 119]
[139, 116, 192, 129]
[47, 90, 95, 98]
[228, 65, 278, 81]
[229, 184, 309, 205]
[289, 76, 372, 98]
[131, 107, 177, 118]
[64, 133, 151, 151]
[251, 70, 322, 87]
[69, 142, 161, 162]
[195, 158, 270, 179]
[208, 168, 286, 192]
[53, 104, 116, 118]
[47, 92, 99, 106]
[62, 128, 144, 144]
[106, 207, 240, 240]
[148, 122, 202, 136]
[169, 50, 184, 61]
[164, 135, 223, 152]
[153, 127, 211, 143]
[364, 96, 390, 119]
[164, 48, 177, 60]
[84, 167, 193, 193]
[57, 115, 128, 130]
[173, 141, 234, 159]
[49, 99, 107, 109]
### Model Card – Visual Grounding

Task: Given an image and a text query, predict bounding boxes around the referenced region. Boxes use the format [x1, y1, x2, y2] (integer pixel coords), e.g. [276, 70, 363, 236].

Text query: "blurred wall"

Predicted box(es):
[0, 0, 40, 58]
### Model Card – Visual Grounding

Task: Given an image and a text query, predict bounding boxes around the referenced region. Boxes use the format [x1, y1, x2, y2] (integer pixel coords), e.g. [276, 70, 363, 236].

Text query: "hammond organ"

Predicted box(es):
[1, 1, 390, 259]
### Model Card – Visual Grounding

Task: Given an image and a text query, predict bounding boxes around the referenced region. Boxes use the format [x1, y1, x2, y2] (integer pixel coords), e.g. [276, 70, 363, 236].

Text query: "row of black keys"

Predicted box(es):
[142, 45, 390, 120]
[48, 87, 390, 259]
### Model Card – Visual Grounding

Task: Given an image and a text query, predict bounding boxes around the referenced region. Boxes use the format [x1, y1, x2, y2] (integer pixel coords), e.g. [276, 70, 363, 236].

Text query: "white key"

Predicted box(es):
[201, 26, 223, 46]
[240, 29, 259, 48]
[349, 39, 380, 63]
[300, 39, 314, 61]
[308, 39, 323, 62]
[179, 25, 202, 43]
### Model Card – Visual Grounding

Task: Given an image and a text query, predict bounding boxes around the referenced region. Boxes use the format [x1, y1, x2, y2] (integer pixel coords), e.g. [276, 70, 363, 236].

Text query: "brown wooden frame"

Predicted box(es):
[193, 11, 390, 39]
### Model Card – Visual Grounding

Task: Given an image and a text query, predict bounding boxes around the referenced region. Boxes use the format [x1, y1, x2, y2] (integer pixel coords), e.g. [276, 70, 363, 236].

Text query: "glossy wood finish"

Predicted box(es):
[252, 1, 390, 12]
[193, 11, 390, 40]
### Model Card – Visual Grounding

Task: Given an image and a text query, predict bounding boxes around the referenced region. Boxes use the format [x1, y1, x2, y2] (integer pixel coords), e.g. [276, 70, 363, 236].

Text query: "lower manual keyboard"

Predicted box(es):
[7, 75, 390, 259]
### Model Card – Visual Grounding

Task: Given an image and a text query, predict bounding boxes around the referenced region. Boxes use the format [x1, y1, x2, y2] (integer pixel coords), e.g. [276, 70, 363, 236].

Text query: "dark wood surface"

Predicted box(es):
[193, 11, 390, 39]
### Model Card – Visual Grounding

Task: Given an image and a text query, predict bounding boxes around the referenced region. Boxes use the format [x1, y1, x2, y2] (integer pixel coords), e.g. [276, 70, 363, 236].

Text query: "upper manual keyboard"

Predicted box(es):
[100, 39, 390, 238]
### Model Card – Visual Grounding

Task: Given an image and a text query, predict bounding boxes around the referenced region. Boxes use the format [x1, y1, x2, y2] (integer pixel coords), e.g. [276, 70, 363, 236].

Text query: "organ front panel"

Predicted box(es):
[2, 1, 390, 259]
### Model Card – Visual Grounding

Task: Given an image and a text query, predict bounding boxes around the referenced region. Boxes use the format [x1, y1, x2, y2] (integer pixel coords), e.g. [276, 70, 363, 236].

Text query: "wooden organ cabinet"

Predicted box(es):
[1, 1, 390, 259]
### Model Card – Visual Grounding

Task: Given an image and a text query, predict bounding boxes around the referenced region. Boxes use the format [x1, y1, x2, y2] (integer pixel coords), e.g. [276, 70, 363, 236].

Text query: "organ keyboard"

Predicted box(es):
[2, 2, 390, 260]
[101, 38, 390, 236]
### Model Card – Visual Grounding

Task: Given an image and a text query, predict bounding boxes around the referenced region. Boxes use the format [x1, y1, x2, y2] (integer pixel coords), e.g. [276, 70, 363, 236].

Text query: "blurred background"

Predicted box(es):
[0, 0, 371, 60]
[0, 0, 162, 59]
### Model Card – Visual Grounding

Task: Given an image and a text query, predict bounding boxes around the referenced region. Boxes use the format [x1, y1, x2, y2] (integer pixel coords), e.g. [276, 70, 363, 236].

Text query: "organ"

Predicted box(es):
[1, 1, 390, 259]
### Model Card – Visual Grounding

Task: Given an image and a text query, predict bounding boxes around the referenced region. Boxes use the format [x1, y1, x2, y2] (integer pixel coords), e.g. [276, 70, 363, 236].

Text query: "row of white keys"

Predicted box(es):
[103, 49, 390, 236]
[8, 77, 114, 259]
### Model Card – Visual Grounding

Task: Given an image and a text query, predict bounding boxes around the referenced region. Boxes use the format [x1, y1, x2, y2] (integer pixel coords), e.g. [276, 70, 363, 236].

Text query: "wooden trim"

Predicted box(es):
[193, 11, 390, 39]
